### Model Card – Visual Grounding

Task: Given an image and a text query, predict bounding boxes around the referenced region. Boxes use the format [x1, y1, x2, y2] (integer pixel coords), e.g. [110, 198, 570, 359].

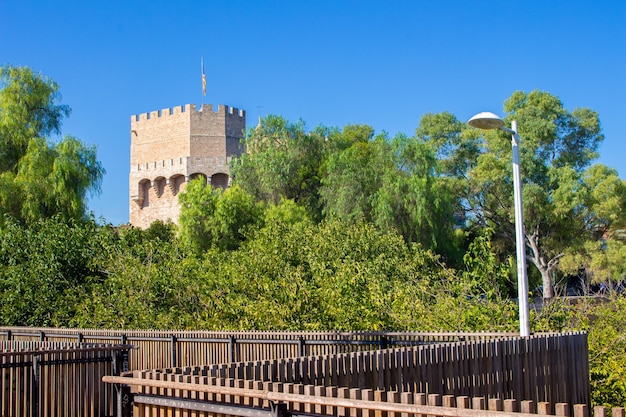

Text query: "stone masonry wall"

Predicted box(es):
[129, 104, 246, 228]
[130, 105, 192, 165]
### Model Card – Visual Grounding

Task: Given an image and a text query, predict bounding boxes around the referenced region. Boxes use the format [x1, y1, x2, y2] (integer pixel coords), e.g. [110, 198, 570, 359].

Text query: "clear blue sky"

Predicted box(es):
[1, 1, 624, 225]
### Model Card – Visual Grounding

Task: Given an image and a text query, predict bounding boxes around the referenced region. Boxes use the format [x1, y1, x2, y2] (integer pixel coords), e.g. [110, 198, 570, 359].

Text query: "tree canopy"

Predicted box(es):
[178, 180, 264, 254]
[230, 90, 625, 298]
[417, 90, 625, 298]
[0, 65, 104, 226]
[233, 118, 463, 260]
[231, 115, 326, 221]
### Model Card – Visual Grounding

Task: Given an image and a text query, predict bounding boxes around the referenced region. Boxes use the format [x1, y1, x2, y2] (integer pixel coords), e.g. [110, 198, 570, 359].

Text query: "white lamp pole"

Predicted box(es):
[468, 112, 530, 337]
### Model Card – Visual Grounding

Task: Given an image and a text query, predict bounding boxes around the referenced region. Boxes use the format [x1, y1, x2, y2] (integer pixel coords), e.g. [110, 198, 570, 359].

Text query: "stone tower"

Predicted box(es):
[129, 104, 246, 228]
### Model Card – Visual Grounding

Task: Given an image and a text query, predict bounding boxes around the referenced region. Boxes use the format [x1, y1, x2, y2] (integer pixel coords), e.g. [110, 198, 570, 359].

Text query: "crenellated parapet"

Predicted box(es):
[131, 104, 245, 123]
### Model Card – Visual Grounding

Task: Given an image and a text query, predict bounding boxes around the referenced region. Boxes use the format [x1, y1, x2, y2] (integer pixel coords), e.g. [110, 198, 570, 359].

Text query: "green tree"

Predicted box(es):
[416, 111, 481, 181]
[559, 165, 626, 286]
[494, 91, 607, 298]
[421, 90, 619, 298]
[71, 222, 205, 329]
[263, 198, 311, 227]
[320, 127, 388, 224]
[461, 228, 513, 300]
[0, 216, 104, 326]
[0, 65, 69, 172]
[178, 180, 264, 254]
[374, 133, 458, 255]
[177, 177, 219, 254]
[321, 124, 460, 258]
[415, 111, 481, 224]
[191, 216, 457, 330]
[231, 115, 327, 221]
[0, 65, 104, 225]
[586, 297, 626, 407]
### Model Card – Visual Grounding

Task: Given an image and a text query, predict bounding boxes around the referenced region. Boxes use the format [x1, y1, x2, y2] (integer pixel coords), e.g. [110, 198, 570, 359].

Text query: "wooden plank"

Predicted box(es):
[554, 403, 570, 417]
[488, 398, 502, 411]
[613, 408, 626, 417]
[472, 397, 485, 411]
[593, 406, 607, 417]
[350, 386, 362, 417]
[504, 399, 517, 413]
[574, 404, 589, 417]
[415, 393, 427, 417]
[538, 402, 551, 415]
[303, 384, 314, 414]
[375, 390, 386, 417]
[400, 391, 413, 417]
[428, 393, 441, 417]
[521, 400, 536, 414]
[362, 389, 374, 417]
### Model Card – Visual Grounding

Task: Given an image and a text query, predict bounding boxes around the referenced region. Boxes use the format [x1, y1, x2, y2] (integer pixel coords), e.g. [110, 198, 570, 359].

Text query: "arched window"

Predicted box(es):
[139, 179, 151, 208]
[170, 174, 185, 195]
[189, 173, 208, 184]
[153, 177, 166, 198]
[211, 173, 229, 189]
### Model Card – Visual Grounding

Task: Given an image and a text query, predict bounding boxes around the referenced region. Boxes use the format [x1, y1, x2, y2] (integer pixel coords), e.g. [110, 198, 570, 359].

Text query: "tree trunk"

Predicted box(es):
[540, 268, 554, 299]
[527, 231, 557, 300]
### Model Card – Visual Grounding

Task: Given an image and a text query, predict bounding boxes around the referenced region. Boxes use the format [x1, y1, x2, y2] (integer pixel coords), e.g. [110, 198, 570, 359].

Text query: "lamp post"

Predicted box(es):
[468, 112, 530, 337]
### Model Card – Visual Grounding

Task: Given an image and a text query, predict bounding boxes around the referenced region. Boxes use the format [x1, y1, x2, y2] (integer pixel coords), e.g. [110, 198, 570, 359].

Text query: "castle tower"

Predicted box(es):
[129, 104, 246, 228]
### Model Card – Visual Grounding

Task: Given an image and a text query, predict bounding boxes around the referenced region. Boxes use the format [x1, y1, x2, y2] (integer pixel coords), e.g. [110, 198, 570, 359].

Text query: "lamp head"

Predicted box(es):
[468, 112, 505, 130]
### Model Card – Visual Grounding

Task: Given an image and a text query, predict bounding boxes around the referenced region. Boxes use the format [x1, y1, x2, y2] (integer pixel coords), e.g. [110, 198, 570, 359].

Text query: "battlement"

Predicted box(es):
[131, 104, 245, 122]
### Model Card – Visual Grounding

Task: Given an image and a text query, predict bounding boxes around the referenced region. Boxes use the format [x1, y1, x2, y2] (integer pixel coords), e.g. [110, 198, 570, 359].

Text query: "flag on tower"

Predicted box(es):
[201, 57, 206, 96]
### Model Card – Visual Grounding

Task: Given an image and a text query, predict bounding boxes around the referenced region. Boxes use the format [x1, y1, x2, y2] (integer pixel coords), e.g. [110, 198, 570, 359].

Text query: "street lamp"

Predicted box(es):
[468, 112, 530, 337]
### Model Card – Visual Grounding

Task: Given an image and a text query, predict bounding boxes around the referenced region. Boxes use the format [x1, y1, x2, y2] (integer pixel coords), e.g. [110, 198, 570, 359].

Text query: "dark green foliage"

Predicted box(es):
[0, 65, 70, 172]
[462, 228, 514, 299]
[69, 220, 204, 329]
[231, 115, 326, 221]
[373, 133, 459, 256]
[320, 128, 386, 224]
[178, 181, 264, 254]
[234, 115, 462, 260]
[0, 65, 104, 226]
[0, 216, 104, 326]
[57, 213, 515, 332]
[585, 297, 626, 407]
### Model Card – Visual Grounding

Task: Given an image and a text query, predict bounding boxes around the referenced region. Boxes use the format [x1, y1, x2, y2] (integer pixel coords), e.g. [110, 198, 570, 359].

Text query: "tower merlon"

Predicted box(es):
[131, 104, 244, 123]
[131, 104, 190, 122]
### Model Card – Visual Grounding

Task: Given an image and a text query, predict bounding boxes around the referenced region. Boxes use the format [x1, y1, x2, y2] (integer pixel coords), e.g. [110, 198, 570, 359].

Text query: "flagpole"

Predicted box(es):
[201, 57, 205, 107]
[201, 57, 208, 108]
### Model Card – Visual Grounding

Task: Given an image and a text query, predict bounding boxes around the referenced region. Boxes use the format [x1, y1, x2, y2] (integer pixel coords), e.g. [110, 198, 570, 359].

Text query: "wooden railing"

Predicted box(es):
[1, 329, 591, 416]
[103, 373, 618, 417]
[198, 332, 589, 406]
[0, 327, 518, 371]
[0, 341, 131, 417]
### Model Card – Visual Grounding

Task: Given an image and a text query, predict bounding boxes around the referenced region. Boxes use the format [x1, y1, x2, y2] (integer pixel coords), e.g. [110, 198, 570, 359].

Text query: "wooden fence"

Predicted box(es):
[0, 329, 591, 416]
[0, 341, 131, 417]
[0, 327, 518, 371]
[189, 332, 590, 406]
[110, 332, 588, 410]
[103, 373, 613, 417]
